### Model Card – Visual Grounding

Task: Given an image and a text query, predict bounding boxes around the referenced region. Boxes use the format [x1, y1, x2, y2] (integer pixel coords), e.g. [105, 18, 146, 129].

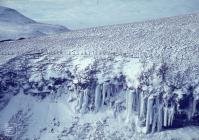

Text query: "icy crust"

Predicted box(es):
[0, 51, 199, 135]
[1, 13, 199, 65]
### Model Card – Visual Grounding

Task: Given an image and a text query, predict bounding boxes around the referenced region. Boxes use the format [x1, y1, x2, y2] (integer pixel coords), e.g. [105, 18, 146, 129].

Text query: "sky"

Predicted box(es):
[0, 0, 199, 29]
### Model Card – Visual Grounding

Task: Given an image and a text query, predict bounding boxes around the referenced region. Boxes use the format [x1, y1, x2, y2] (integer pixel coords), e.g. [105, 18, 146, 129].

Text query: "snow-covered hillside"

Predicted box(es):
[1, 0, 199, 29]
[0, 13, 199, 139]
[0, 6, 69, 42]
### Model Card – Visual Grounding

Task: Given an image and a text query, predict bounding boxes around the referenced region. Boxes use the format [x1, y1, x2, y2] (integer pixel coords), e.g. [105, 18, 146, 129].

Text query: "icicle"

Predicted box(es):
[150, 107, 153, 125]
[163, 106, 168, 127]
[135, 91, 140, 113]
[168, 106, 175, 126]
[74, 86, 80, 111]
[157, 103, 163, 132]
[151, 110, 158, 133]
[171, 107, 175, 126]
[193, 87, 199, 117]
[81, 88, 89, 113]
[126, 89, 129, 115]
[151, 97, 159, 133]
[115, 79, 120, 93]
[132, 92, 136, 112]
[94, 84, 101, 112]
[146, 96, 154, 133]
[188, 98, 193, 120]
[192, 99, 197, 117]
[109, 79, 115, 97]
[77, 91, 83, 112]
[126, 90, 134, 120]
[106, 84, 111, 101]
[140, 92, 147, 119]
[168, 108, 171, 126]
[102, 82, 109, 106]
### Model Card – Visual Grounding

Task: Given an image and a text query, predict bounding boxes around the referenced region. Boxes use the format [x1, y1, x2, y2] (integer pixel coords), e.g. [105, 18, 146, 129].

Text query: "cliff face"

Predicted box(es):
[0, 13, 199, 139]
[0, 54, 199, 134]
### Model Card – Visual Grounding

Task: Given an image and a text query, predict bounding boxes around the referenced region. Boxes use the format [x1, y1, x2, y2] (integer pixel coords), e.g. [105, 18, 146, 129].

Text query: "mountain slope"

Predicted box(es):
[0, 13, 199, 139]
[0, 6, 69, 42]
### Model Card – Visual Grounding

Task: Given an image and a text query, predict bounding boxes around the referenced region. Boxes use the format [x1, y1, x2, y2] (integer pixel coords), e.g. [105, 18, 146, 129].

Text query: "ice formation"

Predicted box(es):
[0, 12, 199, 139]
[0, 53, 199, 134]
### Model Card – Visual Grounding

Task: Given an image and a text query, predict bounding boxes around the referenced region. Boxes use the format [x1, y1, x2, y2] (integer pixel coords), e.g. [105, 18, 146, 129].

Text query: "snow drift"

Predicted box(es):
[0, 13, 199, 139]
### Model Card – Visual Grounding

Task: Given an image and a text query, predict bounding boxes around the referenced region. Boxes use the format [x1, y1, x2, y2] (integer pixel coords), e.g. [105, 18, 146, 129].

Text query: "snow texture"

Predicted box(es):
[0, 12, 199, 139]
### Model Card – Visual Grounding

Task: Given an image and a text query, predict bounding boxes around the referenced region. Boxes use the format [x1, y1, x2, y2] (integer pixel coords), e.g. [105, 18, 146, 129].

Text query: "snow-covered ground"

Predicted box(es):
[1, 0, 199, 29]
[0, 9, 199, 140]
[0, 6, 69, 42]
[1, 93, 199, 140]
